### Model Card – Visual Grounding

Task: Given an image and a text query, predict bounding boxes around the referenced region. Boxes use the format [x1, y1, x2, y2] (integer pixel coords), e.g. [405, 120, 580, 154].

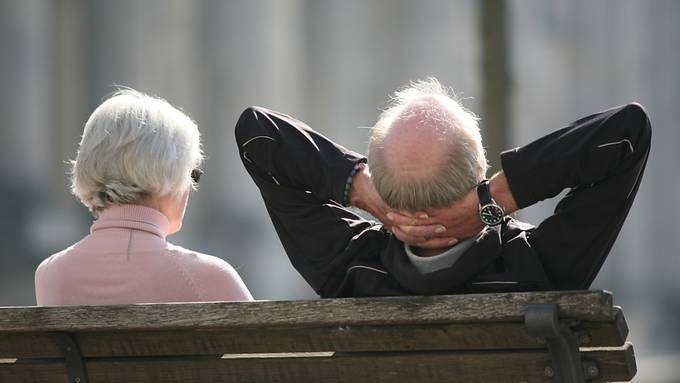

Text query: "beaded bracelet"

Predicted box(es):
[343, 162, 366, 206]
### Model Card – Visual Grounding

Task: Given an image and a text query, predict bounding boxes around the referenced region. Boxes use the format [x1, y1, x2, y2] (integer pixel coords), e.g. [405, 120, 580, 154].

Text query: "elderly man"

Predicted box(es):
[235, 79, 651, 298]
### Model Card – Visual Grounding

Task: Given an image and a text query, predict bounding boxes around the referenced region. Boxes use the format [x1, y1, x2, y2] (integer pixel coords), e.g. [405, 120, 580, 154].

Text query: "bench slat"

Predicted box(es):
[0, 291, 615, 332]
[0, 314, 629, 358]
[0, 344, 636, 383]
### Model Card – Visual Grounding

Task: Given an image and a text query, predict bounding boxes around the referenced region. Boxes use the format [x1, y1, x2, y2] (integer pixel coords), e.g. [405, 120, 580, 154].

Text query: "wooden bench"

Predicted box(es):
[0, 290, 635, 382]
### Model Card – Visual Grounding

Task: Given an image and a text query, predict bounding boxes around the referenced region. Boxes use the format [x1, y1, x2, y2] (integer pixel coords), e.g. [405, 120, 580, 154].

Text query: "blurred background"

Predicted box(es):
[0, 0, 678, 380]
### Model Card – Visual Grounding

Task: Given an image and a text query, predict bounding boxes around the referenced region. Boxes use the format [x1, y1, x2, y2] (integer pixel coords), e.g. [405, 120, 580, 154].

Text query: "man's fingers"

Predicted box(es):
[391, 226, 426, 245]
[386, 212, 417, 226]
[392, 227, 459, 249]
[395, 224, 447, 238]
[386, 211, 438, 226]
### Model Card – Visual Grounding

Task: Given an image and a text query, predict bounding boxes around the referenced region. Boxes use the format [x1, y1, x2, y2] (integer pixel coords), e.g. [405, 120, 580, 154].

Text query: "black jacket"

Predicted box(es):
[235, 103, 651, 298]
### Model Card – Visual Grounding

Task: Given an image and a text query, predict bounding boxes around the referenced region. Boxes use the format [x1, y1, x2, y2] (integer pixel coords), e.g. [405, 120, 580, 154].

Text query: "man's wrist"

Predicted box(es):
[348, 163, 369, 209]
[488, 171, 519, 215]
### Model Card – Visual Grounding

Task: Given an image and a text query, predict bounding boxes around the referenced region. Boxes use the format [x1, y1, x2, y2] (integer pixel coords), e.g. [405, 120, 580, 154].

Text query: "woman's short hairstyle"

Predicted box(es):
[368, 78, 487, 211]
[71, 89, 203, 215]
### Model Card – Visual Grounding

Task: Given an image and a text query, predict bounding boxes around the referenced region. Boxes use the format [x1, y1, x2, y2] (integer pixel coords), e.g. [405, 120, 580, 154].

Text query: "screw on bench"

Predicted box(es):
[544, 366, 555, 377]
[582, 361, 600, 379]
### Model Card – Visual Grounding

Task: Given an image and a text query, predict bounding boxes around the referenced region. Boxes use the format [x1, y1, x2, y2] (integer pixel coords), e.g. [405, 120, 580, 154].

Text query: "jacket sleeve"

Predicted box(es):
[234, 106, 384, 297]
[500, 103, 651, 289]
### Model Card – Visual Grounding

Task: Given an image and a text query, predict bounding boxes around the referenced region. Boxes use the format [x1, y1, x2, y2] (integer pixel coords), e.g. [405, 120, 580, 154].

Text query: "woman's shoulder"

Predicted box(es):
[36, 242, 82, 275]
[164, 243, 253, 301]
[164, 243, 239, 274]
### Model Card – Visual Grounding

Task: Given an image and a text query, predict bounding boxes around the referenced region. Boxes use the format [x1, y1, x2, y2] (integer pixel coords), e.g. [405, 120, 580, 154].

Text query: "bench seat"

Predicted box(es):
[0, 290, 636, 382]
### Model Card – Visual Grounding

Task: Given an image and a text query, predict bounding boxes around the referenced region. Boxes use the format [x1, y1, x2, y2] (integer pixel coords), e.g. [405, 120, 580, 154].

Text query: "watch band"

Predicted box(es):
[477, 179, 493, 205]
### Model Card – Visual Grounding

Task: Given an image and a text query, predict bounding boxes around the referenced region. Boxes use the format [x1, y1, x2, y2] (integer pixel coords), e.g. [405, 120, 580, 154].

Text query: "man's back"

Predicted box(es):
[235, 97, 650, 298]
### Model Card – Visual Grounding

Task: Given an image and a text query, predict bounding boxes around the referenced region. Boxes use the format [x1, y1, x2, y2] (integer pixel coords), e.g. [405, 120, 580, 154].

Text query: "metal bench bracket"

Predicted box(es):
[49, 332, 88, 383]
[525, 304, 598, 383]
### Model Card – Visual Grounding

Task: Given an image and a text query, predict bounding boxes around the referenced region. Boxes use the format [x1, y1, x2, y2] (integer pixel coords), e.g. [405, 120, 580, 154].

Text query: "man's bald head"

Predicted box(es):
[368, 79, 487, 211]
[382, 96, 457, 182]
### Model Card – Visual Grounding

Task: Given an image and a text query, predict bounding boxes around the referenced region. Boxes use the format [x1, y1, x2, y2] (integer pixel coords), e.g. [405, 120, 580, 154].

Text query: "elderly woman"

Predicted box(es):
[35, 89, 253, 305]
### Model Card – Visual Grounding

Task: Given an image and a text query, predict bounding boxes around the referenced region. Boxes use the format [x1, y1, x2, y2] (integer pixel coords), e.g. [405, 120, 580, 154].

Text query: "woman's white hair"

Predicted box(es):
[71, 89, 203, 215]
[368, 78, 487, 211]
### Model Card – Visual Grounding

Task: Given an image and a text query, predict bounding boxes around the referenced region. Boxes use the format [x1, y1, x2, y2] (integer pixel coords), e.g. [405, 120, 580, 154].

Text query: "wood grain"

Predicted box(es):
[0, 345, 636, 383]
[0, 290, 614, 333]
[0, 291, 633, 381]
[0, 315, 629, 358]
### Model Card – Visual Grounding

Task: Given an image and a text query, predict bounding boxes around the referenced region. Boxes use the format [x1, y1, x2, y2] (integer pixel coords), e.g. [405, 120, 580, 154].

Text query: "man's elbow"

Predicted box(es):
[234, 106, 262, 146]
[622, 102, 652, 140]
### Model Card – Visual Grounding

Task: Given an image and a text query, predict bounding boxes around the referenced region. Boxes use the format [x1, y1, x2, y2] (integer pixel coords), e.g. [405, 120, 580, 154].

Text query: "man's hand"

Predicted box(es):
[348, 164, 392, 225]
[388, 189, 481, 247]
[389, 172, 519, 247]
[348, 164, 456, 247]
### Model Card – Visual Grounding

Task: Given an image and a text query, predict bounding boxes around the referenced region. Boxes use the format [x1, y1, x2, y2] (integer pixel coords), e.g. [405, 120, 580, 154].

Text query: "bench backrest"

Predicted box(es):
[0, 290, 635, 382]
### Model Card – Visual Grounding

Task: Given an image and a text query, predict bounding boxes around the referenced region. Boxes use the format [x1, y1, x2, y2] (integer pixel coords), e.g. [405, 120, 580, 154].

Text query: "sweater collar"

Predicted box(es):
[381, 225, 503, 295]
[90, 204, 170, 239]
[404, 237, 477, 274]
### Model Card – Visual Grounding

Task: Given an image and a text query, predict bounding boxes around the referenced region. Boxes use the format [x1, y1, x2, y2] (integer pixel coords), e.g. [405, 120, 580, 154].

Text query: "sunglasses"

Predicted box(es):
[191, 169, 204, 184]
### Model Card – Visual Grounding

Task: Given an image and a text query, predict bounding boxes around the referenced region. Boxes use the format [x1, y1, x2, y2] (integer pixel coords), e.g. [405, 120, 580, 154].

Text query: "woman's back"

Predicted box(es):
[36, 203, 252, 305]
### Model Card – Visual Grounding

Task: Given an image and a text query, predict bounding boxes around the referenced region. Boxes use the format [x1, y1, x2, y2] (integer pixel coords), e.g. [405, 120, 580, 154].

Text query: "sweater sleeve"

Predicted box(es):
[500, 103, 651, 288]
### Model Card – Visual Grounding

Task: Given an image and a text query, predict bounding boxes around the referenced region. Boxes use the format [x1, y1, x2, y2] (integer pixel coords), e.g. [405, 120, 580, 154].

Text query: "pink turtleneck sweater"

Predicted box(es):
[35, 205, 253, 305]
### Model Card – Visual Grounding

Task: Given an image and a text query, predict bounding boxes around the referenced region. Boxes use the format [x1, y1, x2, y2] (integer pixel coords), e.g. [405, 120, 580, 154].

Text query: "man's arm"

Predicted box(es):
[235, 107, 385, 297]
[392, 103, 651, 288]
[502, 103, 651, 288]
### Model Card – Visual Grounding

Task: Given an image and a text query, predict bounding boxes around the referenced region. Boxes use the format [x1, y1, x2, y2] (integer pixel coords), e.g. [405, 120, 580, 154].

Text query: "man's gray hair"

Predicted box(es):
[71, 89, 203, 215]
[368, 78, 487, 211]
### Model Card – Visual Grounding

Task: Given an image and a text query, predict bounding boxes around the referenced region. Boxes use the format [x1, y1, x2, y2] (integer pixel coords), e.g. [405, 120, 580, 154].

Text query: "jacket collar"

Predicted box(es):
[381, 224, 504, 295]
[90, 204, 170, 239]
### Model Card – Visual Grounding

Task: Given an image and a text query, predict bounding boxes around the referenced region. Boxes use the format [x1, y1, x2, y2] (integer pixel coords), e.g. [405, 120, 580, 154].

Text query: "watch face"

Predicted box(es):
[480, 204, 504, 226]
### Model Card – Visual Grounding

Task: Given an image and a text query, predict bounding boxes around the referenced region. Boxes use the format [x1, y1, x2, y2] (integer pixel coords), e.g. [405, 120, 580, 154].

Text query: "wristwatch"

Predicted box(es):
[477, 179, 505, 226]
